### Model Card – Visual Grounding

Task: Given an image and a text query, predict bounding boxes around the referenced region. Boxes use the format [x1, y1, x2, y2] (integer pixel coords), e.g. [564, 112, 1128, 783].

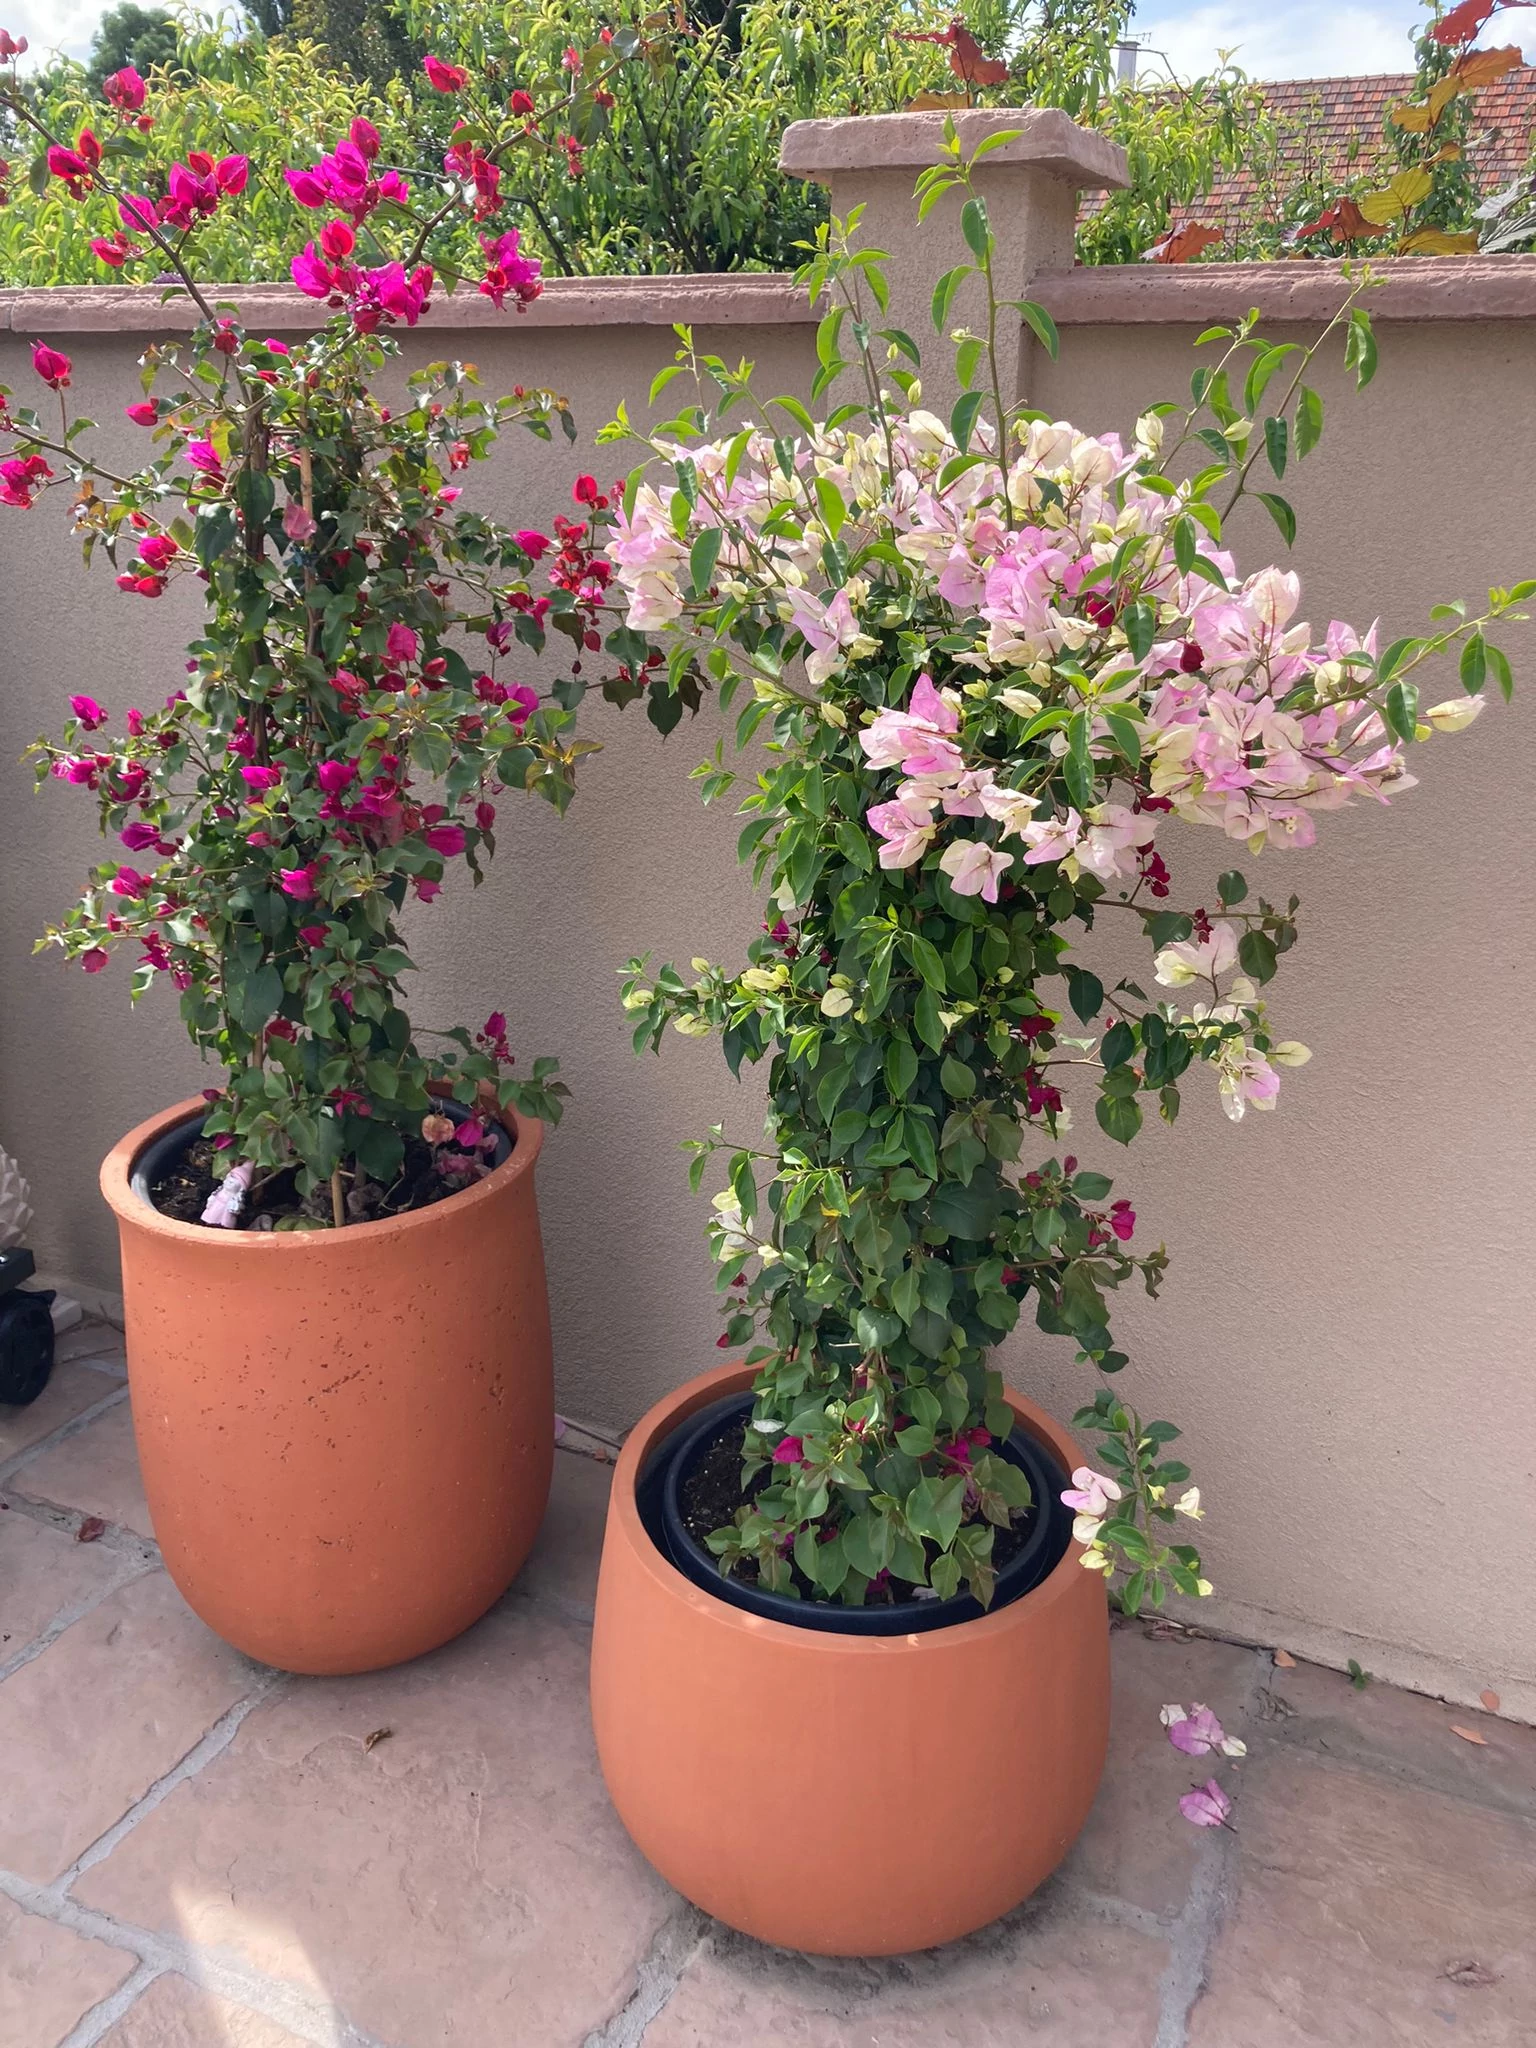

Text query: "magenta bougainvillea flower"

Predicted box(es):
[30, 341, 71, 388]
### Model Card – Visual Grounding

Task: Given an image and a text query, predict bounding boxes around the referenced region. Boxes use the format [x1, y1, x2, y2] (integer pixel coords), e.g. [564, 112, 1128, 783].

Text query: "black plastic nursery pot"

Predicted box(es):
[643, 1387, 1072, 1634]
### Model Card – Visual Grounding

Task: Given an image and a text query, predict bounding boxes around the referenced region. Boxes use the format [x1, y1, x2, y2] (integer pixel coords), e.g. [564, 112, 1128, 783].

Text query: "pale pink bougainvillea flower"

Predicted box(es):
[867, 794, 938, 870]
[859, 673, 962, 777]
[938, 837, 1012, 903]
[1160, 1703, 1247, 1758]
[1061, 1466, 1123, 1518]
[1178, 1779, 1233, 1829]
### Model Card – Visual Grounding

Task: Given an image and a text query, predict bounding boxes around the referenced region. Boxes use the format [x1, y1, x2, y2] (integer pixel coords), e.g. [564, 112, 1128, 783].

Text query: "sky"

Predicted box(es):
[5, 0, 1536, 79]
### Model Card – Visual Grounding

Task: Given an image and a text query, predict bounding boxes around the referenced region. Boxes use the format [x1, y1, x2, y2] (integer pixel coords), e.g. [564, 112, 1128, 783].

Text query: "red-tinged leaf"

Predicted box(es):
[77, 1515, 106, 1543]
[1450, 42, 1522, 88]
[948, 26, 1011, 85]
[1272, 1647, 1297, 1667]
[906, 89, 970, 109]
[1143, 222, 1223, 263]
[1431, 0, 1499, 43]
[1296, 197, 1392, 243]
[1450, 1723, 1489, 1745]
[1480, 1688, 1501, 1712]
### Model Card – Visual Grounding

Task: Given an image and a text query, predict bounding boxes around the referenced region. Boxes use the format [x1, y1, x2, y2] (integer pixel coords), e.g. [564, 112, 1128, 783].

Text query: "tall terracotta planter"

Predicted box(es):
[101, 1096, 554, 1675]
[590, 1363, 1110, 1956]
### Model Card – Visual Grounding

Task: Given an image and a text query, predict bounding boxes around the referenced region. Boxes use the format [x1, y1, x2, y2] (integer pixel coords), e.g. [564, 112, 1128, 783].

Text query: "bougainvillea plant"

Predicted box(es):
[0, 35, 634, 1226]
[606, 126, 1527, 1626]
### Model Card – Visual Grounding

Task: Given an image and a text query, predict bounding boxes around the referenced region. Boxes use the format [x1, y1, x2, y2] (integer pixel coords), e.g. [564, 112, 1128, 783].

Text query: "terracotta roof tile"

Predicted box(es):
[1079, 66, 1536, 241]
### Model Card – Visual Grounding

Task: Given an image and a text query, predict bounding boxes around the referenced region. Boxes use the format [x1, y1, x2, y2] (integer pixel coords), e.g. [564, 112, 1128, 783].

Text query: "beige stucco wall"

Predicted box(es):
[2, 237, 1533, 1717]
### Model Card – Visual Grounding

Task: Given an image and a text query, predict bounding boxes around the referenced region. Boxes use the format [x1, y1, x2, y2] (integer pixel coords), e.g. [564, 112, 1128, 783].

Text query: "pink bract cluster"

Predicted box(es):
[26, 52, 545, 331]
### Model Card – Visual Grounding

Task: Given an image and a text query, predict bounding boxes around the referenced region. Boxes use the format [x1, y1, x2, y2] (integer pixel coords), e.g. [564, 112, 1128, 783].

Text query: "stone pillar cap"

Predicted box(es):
[780, 107, 1129, 192]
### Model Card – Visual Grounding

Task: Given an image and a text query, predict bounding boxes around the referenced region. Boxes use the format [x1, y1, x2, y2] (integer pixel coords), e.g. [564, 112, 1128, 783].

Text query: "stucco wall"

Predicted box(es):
[2, 245, 1533, 1719]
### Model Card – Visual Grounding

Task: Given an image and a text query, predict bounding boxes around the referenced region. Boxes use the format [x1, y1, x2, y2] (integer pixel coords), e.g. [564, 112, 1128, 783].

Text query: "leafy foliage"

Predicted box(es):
[600, 129, 1527, 1612]
[0, 36, 651, 1222]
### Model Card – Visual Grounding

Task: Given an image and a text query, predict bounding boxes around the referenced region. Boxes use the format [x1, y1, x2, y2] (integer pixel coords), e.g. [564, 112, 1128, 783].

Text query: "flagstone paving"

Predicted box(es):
[2, 1323, 1533, 2048]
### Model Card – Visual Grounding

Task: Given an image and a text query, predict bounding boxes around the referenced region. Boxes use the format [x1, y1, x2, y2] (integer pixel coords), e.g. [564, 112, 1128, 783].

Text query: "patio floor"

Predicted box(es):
[2, 1323, 1532, 2048]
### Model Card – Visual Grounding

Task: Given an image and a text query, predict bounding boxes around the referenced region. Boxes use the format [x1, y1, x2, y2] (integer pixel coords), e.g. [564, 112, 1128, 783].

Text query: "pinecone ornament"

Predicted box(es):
[0, 1146, 34, 1252]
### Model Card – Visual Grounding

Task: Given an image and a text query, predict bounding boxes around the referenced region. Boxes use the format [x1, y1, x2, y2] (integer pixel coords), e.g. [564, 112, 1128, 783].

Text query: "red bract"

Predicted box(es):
[69, 694, 108, 728]
[0, 452, 51, 507]
[91, 232, 138, 268]
[423, 54, 469, 91]
[47, 128, 101, 197]
[0, 29, 28, 56]
[102, 65, 146, 113]
[478, 228, 542, 311]
[509, 89, 535, 115]
[31, 341, 71, 388]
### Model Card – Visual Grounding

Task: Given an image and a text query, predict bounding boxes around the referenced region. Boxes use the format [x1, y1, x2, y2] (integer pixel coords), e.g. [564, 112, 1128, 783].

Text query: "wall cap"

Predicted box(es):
[780, 108, 1130, 193]
[1031, 255, 1536, 324]
[0, 273, 816, 338]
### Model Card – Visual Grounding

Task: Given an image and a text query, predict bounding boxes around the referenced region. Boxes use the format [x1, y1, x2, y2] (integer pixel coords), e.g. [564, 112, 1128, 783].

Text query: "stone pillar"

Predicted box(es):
[780, 109, 1128, 410]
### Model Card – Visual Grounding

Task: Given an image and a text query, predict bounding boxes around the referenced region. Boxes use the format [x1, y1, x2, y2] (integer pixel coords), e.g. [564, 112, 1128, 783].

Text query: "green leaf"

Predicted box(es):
[1263, 414, 1288, 479]
[1066, 966, 1104, 1022]
[1487, 642, 1514, 703]
[906, 933, 947, 989]
[1345, 307, 1378, 389]
[1011, 298, 1059, 361]
[1460, 631, 1487, 695]
[878, 326, 922, 367]
[940, 1055, 976, 1099]
[907, 1471, 967, 1548]
[949, 389, 985, 454]
[960, 195, 991, 261]
[1217, 869, 1247, 905]
[1237, 929, 1278, 983]
[1295, 383, 1324, 457]
[1100, 1020, 1135, 1069]
[1096, 1092, 1143, 1145]
[1384, 679, 1419, 743]
[1376, 636, 1421, 683]
[1063, 709, 1094, 810]
[1256, 492, 1296, 548]
[1123, 601, 1155, 663]
[931, 264, 971, 335]
[914, 984, 945, 1052]
[1104, 710, 1142, 767]
[885, 1034, 918, 1098]
[688, 525, 723, 599]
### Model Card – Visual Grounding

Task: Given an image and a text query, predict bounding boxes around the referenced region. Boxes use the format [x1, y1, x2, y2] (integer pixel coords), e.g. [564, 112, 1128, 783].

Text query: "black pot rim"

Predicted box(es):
[128, 1103, 515, 1215]
[646, 1389, 1072, 1637]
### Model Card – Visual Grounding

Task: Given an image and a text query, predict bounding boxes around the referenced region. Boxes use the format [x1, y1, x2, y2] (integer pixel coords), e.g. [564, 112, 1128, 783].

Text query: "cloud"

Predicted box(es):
[1131, 0, 1417, 81]
[1130, 0, 1536, 80]
[4, 0, 112, 64]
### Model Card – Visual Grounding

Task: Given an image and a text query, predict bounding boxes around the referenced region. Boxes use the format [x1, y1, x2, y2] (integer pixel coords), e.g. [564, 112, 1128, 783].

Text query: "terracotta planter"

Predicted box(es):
[590, 1363, 1110, 1956]
[101, 1096, 554, 1675]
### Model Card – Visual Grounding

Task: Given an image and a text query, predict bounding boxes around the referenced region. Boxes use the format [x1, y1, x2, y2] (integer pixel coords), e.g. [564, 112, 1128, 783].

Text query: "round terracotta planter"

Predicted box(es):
[101, 1096, 554, 1675]
[590, 1363, 1110, 1956]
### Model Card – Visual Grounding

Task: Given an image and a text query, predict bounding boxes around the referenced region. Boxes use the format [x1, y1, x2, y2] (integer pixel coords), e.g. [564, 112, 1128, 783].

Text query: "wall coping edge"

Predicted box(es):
[780, 108, 1131, 193]
[1029, 256, 1536, 323]
[0, 273, 817, 337]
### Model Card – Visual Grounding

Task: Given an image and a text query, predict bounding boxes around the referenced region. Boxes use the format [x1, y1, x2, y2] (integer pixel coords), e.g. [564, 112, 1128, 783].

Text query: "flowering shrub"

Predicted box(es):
[609, 127, 1527, 1617]
[0, 36, 632, 1224]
